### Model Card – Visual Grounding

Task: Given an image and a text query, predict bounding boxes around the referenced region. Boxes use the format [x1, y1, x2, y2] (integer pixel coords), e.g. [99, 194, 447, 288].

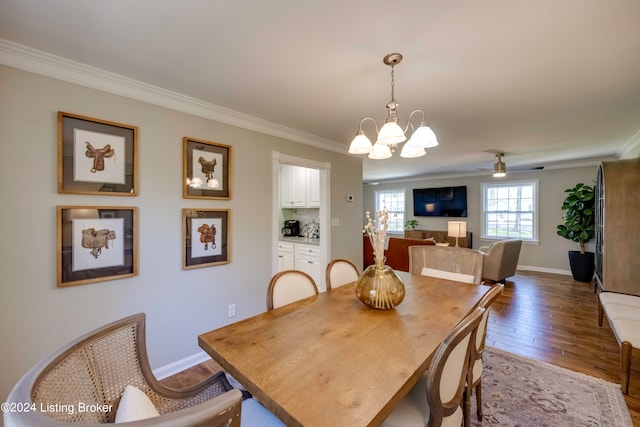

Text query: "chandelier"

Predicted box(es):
[348, 53, 438, 159]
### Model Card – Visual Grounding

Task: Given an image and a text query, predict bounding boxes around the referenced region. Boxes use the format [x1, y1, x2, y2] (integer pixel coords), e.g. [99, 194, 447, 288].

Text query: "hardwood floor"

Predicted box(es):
[162, 270, 640, 425]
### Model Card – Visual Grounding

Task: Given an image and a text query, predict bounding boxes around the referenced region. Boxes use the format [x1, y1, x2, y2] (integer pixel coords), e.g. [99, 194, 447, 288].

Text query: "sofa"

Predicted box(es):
[363, 235, 436, 272]
[478, 239, 523, 283]
[404, 229, 472, 248]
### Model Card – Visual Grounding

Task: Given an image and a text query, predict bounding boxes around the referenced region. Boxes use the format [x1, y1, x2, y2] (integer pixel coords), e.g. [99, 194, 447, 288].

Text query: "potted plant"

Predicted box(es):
[404, 219, 419, 230]
[556, 182, 595, 282]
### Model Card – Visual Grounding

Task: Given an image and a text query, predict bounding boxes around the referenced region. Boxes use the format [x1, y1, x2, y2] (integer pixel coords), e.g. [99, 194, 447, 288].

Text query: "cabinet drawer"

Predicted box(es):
[295, 243, 320, 257]
[278, 241, 294, 253]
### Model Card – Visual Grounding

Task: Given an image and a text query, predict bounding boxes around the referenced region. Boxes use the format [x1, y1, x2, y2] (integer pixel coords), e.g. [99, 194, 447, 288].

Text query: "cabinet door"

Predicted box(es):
[295, 254, 322, 285]
[306, 168, 320, 207]
[278, 241, 295, 271]
[278, 253, 295, 271]
[281, 164, 307, 208]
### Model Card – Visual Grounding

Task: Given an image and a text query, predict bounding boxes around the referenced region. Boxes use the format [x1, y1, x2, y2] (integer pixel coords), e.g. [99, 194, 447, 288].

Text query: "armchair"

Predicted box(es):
[5, 313, 242, 427]
[478, 239, 522, 283]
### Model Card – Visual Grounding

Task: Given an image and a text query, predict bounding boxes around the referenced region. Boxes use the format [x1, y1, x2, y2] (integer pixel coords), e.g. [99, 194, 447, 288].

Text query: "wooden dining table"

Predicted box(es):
[198, 271, 488, 427]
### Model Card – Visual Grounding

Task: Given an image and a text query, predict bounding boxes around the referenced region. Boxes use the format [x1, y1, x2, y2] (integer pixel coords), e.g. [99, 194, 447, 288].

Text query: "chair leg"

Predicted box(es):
[475, 380, 483, 421]
[463, 388, 470, 427]
[621, 341, 632, 394]
[597, 299, 604, 327]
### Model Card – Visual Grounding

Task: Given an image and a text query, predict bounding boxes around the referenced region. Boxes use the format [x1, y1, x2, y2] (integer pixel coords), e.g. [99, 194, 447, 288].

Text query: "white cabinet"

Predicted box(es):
[281, 164, 307, 208]
[277, 241, 295, 271]
[278, 241, 322, 286]
[281, 164, 320, 208]
[294, 243, 322, 286]
[306, 168, 320, 207]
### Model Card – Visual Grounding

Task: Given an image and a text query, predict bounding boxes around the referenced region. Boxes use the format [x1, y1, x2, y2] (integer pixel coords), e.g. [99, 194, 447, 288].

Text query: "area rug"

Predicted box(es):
[471, 347, 632, 426]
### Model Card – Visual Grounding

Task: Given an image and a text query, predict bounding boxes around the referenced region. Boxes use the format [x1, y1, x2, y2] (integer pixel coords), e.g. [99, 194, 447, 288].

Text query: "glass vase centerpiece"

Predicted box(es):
[355, 209, 405, 310]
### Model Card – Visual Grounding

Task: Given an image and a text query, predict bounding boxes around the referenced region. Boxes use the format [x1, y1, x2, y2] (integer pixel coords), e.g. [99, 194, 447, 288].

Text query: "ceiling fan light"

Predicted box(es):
[376, 121, 406, 145]
[400, 143, 426, 158]
[407, 124, 438, 148]
[368, 143, 393, 160]
[348, 132, 373, 154]
[493, 154, 507, 177]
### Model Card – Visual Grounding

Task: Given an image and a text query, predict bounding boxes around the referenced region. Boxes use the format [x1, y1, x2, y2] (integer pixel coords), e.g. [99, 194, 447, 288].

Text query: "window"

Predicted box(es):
[482, 180, 538, 241]
[375, 190, 405, 233]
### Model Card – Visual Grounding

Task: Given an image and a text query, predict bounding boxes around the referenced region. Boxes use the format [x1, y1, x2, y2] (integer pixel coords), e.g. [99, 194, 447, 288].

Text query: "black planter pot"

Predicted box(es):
[568, 251, 595, 282]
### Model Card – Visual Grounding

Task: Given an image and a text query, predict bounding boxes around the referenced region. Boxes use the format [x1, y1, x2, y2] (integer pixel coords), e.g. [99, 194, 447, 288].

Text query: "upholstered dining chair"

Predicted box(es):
[382, 306, 485, 427]
[409, 245, 485, 284]
[465, 283, 504, 426]
[325, 258, 359, 290]
[4, 313, 242, 427]
[266, 270, 319, 310]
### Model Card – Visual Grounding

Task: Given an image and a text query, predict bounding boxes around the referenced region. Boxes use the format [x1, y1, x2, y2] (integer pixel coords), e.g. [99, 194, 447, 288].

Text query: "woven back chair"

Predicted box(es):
[5, 313, 242, 427]
[409, 245, 485, 285]
[325, 259, 359, 290]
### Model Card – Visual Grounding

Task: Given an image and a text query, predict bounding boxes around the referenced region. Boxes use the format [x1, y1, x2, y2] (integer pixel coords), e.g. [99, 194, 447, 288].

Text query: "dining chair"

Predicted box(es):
[382, 306, 485, 427]
[266, 270, 319, 310]
[464, 283, 504, 426]
[409, 245, 484, 284]
[325, 258, 359, 290]
[4, 313, 242, 427]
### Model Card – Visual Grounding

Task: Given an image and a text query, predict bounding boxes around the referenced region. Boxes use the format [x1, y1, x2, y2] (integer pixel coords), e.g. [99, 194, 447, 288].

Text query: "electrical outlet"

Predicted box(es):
[228, 304, 236, 318]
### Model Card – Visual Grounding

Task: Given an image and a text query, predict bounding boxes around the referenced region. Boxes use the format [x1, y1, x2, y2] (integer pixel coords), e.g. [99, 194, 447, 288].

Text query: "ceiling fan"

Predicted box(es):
[476, 150, 544, 175]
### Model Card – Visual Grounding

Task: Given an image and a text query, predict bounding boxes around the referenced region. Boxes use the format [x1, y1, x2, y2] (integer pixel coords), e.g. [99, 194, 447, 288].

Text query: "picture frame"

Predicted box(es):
[183, 208, 230, 269]
[57, 206, 138, 287]
[58, 112, 138, 196]
[183, 137, 231, 199]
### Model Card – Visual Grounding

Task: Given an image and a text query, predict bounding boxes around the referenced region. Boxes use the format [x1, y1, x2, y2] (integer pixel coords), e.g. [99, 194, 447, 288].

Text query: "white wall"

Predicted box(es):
[0, 65, 363, 404]
[363, 166, 599, 274]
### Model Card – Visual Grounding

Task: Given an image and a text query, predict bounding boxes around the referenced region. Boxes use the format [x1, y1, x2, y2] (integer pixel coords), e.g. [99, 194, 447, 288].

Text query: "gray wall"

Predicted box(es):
[363, 166, 599, 274]
[0, 65, 363, 403]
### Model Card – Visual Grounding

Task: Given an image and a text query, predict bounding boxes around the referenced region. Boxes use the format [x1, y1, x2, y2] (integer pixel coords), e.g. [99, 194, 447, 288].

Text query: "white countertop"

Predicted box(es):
[280, 236, 320, 245]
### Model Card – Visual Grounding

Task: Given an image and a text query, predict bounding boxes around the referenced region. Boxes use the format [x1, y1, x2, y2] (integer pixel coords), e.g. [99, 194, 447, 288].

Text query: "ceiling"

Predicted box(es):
[1, 0, 639, 183]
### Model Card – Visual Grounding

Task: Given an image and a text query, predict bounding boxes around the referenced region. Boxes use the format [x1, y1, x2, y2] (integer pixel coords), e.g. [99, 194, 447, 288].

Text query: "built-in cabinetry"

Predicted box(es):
[277, 240, 321, 285]
[277, 241, 295, 271]
[595, 158, 640, 295]
[281, 164, 319, 208]
[294, 243, 322, 284]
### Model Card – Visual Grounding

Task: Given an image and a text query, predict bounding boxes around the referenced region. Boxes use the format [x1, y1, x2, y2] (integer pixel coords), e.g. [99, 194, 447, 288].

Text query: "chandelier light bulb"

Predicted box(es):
[368, 142, 393, 160]
[400, 143, 426, 158]
[376, 121, 406, 145]
[407, 124, 438, 148]
[348, 132, 374, 154]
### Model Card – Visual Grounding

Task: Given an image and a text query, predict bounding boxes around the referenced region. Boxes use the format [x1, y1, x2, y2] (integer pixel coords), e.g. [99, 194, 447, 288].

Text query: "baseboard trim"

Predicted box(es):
[517, 265, 572, 276]
[153, 351, 211, 380]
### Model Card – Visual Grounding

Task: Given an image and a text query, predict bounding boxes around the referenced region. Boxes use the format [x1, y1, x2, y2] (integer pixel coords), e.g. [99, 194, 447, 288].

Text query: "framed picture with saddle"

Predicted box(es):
[182, 208, 230, 269]
[183, 137, 231, 200]
[57, 206, 138, 287]
[58, 112, 138, 196]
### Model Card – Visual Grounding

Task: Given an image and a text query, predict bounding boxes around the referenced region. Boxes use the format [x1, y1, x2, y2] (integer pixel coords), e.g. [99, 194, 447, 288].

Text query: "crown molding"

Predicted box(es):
[618, 129, 640, 159]
[0, 39, 345, 154]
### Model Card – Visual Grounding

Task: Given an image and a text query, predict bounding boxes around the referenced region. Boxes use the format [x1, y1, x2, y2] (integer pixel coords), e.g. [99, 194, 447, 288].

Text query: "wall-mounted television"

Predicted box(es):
[413, 186, 468, 217]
